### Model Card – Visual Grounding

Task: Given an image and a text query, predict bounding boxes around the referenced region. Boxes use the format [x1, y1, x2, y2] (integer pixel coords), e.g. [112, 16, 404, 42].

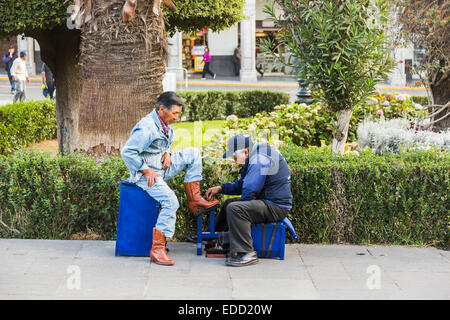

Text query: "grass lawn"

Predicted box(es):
[25, 120, 228, 156]
[171, 120, 227, 151]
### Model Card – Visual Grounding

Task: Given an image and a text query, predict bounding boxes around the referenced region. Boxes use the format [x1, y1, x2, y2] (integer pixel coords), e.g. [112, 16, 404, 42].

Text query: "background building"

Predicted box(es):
[1, 0, 424, 86]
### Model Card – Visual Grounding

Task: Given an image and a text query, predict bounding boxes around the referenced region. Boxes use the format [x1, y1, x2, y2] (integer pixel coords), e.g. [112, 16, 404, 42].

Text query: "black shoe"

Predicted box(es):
[225, 251, 259, 267]
[185, 233, 210, 244]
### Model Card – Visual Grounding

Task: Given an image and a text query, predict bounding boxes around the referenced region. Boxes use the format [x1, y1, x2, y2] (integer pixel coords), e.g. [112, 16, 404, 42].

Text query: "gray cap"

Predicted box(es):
[222, 134, 253, 158]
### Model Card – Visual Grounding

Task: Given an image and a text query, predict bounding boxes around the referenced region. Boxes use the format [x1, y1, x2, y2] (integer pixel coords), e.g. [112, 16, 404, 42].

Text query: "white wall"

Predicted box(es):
[208, 25, 238, 56]
[255, 0, 283, 21]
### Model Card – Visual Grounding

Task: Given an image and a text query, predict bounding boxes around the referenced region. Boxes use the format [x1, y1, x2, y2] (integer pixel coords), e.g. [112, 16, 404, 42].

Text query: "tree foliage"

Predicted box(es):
[262, 0, 395, 113]
[165, 0, 245, 35]
[395, 0, 449, 104]
[0, 0, 245, 40]
[0, 0, 68, 39]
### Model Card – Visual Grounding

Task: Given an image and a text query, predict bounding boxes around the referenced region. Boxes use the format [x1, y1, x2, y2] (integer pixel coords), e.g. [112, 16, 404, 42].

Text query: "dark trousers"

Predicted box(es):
[215, 198, 289, 253]
[233, 62, 240, 76]
[202, 62, 214, 78]
[6, 69, 15, 91]
[256, 64, 264, 76]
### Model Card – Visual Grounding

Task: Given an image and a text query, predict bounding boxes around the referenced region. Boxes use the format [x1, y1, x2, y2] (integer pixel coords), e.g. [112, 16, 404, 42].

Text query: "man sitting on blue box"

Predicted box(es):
[121, 91, 219, 266]
[205, 134, 293, 267]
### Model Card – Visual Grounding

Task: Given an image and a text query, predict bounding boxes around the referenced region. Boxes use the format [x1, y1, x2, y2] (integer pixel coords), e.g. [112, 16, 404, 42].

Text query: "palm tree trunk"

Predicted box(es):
[74, 0, 167, 156]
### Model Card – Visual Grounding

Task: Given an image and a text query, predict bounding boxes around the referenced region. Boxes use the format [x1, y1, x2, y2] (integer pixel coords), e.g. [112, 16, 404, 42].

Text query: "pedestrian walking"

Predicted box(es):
[41, 62, 56, 100]
[256, 50, 264, 77]
[10, 51, 30, 103]
[232, 45, 241, 76]
[201, 47, 216, 80]
[2, 45, 17, 94]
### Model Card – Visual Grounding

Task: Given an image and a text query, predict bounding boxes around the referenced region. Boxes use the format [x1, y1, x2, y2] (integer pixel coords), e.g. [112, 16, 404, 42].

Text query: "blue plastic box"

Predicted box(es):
[251, 218, 297, 260]
[251, 222, 286, 260]
[115, 181, 160, 257]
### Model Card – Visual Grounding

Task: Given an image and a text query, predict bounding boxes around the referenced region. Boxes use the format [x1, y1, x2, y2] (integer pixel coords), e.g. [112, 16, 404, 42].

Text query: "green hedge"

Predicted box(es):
[0, 91, 288, 155]
[0, 100, 57, 154]
[177, 90, 290, 121]
[410, 95, 429, 106]
[0, 147, 448, 248]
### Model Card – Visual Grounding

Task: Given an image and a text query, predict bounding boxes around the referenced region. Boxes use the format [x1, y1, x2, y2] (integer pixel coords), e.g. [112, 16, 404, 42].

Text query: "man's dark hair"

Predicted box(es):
[156, 91, 184, 111]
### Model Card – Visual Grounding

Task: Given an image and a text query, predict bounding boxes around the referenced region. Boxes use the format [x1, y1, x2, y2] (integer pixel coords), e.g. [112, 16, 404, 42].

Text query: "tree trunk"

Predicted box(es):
[29, 26, 83, 155]
[331, 109, 353, 154]
[430, 71, 450, 132]
[30, 0, 167, 156]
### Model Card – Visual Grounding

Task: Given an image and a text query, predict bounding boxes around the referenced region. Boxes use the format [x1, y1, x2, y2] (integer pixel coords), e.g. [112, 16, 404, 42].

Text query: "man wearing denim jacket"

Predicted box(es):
[121, 91, 219, 266]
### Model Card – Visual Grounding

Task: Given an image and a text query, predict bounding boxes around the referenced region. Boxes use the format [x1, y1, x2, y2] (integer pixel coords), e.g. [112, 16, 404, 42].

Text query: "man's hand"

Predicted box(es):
[12, 76, 16, 82]
[161, 152, 171, 170]
[141, 169, 158, 188]
[26, 77, 30, 83]
[205, 186, 222, 200]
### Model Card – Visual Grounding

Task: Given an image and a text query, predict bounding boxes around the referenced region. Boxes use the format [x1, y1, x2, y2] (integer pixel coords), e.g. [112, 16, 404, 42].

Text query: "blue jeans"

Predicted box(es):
[6, 70, 15, 92]
[13, 80, 26, 102]
[135, 147, 203, 238]
[43, 85, 55, 99]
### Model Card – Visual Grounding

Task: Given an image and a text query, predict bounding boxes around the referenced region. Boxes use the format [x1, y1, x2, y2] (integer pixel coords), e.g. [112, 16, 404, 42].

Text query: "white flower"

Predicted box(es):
[396, 94, 406, 102]
[247, 123, 257, 131]
[414, 104, 423, 111]
[366, 97, 379, 105]
[226, 115, 238, 122]
[382, 100, 390, 107]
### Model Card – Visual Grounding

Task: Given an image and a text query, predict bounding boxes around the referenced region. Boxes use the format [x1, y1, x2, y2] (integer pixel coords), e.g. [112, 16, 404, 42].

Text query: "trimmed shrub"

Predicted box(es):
[410, 95, 429, 106]
[177, 90, 290, 121]
[283, 146, 449, 248]
[357, 118, 450, 154]
[0, 100, 57, 154]
[0, 147, 448, 248]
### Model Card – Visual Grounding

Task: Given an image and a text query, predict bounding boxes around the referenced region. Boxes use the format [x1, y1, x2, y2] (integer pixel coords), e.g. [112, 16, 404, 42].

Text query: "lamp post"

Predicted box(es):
[295, 78, 313, 105]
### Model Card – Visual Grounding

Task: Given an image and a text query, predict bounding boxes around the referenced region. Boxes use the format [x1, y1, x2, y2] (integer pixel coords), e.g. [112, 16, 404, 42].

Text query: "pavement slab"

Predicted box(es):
[0, 239, 448, 300]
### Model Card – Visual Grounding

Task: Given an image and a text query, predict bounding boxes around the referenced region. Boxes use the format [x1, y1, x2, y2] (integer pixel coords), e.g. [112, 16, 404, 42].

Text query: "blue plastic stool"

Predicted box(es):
[195, 205, 220, 255]
[251, 218, 297, 260]
[195, 207, 298, 259]
[115, 181, 160, 257]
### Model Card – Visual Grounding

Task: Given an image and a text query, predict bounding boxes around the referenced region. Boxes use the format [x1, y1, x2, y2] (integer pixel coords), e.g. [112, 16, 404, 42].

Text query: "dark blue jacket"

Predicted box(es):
[3, 52, 16, 72]
[221, 143, 292, 210]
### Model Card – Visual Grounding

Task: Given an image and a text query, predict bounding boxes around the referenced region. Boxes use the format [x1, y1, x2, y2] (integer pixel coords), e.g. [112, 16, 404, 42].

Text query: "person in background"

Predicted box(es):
[41, 62, 56, 100]
[256, 49, 264, 77]
[201, 47, 216, 80]
[10, 51, 30, 103]
[2, 46, 17, 94]
[232, 45, 241, 76]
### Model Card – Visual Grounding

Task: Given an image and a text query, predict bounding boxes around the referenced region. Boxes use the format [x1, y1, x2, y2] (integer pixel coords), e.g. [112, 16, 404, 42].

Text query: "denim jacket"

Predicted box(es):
[121, 109, 174, 182]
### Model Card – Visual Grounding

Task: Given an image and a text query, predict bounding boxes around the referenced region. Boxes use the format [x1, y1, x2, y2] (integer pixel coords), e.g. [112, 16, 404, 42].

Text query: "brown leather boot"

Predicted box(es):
[184, 181, 220, 214]
[150, 228, 174, 266]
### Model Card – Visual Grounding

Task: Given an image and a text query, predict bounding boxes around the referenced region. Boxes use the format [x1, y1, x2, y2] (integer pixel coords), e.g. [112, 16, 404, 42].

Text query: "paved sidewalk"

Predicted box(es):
[0, 239, 448, 300]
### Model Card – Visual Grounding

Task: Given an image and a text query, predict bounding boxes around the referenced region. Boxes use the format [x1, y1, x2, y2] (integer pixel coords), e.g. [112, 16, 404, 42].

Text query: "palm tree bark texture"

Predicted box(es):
[30, 0, 175, 156]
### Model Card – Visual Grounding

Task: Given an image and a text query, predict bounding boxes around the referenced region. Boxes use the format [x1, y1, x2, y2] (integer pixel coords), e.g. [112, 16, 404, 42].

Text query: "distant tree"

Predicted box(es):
[0, 0, 244, 155]
[395, 0, 449, 131]
[262, 0, 395, 154]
